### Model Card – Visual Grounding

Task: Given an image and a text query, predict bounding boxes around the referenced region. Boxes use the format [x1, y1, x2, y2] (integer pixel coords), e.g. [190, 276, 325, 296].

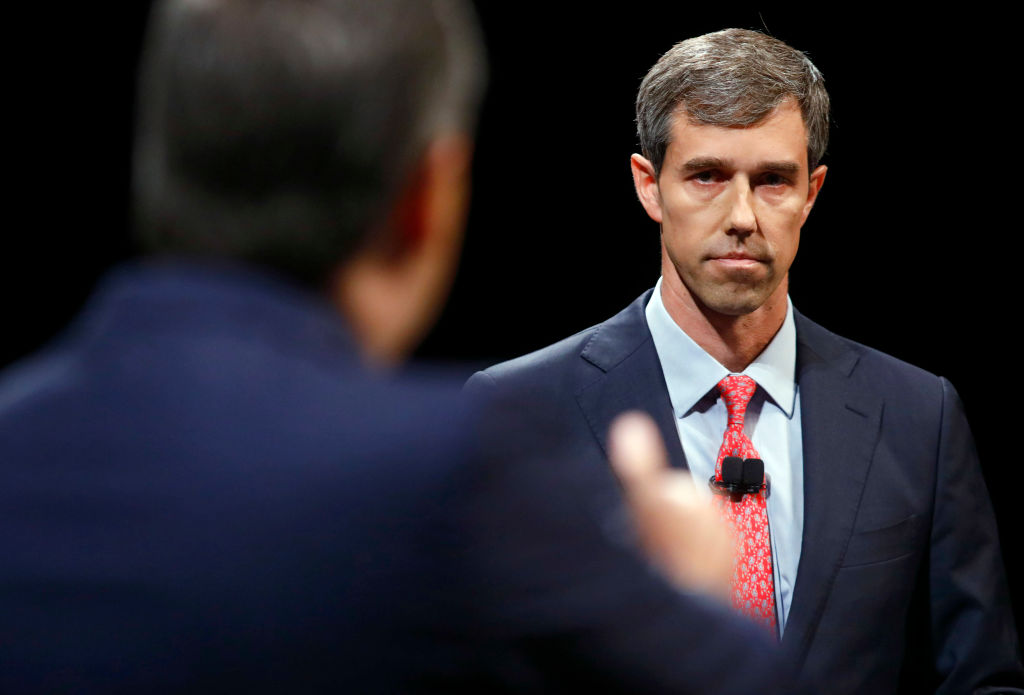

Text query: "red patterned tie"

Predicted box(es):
[714, 375, 777, 633]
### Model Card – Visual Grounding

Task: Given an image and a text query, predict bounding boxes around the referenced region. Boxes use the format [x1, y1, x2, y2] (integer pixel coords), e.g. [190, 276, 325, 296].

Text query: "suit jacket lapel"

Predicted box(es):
[574, 290, 689, 472]
[782, 311, 883, 663]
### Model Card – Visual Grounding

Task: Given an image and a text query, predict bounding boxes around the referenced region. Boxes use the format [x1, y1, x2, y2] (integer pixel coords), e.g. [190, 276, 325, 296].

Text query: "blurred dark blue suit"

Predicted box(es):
[1, 263, 797, 694]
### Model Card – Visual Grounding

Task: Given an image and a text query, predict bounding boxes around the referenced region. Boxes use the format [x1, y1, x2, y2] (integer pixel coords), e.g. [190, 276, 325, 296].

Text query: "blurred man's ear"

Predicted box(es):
[332, 134, 474, 366]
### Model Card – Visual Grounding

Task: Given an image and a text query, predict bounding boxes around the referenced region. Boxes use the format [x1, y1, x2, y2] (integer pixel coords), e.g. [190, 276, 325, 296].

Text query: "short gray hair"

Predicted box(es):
[133, 0, 486, 285]
[636, 28, 829, 175]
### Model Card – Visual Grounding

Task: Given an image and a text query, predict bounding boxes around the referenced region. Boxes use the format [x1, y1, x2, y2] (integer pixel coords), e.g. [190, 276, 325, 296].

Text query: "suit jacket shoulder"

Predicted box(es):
[469, 292, 650, 393]
[795, 309, 944, 400]
[466, 290, 688, 470]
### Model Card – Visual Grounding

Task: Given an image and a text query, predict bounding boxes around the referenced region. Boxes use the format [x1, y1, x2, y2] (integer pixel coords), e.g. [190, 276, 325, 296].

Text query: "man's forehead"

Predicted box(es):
[667, 99, 810, 167]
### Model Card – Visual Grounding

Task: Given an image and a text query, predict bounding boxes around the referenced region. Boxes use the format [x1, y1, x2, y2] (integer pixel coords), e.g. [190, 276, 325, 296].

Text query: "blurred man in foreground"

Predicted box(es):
[0, 3, 803, 693]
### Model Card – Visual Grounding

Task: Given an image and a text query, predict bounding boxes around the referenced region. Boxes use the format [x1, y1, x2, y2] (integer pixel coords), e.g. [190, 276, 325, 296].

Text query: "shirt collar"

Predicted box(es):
[645, 276, 797, 419]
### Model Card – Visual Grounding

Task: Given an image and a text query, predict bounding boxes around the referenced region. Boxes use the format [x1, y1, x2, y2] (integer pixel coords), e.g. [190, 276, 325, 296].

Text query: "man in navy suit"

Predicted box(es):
[469, 29, 1023, 694]
[0, 3, 808, 693]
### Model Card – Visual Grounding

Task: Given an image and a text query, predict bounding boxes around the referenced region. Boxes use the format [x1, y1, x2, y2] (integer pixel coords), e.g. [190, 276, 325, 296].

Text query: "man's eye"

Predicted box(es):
[693, 171, 720, 183]
[760, 173, 788, 186]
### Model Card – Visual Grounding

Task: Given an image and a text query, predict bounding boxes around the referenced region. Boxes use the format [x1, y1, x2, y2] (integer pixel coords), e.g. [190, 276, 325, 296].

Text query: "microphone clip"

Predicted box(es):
[709, 456, 768, 499]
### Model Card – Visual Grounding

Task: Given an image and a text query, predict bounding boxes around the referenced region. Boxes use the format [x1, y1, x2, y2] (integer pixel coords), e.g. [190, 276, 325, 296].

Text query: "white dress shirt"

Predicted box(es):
[645, 277, 804, 636]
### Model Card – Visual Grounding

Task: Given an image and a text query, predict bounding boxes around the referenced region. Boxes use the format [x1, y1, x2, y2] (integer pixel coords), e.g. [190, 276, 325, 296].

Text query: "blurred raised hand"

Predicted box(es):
[608, 411, 734, 602]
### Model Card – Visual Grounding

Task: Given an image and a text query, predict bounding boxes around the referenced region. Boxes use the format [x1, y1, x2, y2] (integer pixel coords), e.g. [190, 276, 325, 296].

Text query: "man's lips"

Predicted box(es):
[708, 253, 767, 268]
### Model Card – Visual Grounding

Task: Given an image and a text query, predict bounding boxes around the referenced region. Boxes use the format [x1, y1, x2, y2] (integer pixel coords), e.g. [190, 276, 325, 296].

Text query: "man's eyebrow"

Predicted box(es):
[680, 158, 801, 174]
[758, 160, 801, 174]
[682, 157, 730, 171]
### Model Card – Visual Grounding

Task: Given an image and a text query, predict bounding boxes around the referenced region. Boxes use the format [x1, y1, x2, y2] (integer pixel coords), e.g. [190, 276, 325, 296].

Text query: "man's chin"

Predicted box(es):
[694, 287, 772, 318]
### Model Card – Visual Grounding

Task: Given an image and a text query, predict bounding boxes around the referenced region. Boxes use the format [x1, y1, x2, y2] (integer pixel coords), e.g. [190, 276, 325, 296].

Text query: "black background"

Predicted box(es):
[6, 6, 1020, 637]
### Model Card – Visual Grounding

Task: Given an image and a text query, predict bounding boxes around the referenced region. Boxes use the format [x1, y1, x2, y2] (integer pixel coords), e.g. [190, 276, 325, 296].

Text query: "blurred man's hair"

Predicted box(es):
[133, 0, 486, 285]
[636, 28, 829, 175]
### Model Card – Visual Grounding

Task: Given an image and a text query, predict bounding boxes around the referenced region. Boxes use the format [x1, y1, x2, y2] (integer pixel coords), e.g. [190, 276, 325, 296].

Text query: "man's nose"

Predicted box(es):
[726, 180, 757, 237]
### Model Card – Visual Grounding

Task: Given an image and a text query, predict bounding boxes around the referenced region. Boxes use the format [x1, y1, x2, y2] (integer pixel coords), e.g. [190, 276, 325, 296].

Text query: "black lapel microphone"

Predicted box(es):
[709, 456, 768, 498]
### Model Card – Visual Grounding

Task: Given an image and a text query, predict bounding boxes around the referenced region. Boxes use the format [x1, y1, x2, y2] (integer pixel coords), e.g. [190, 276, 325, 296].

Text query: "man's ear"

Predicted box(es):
[395, 135, 472, 256]
[800, 164, 827, 226]
[630, 153, 663, 224]
[331, 134, 473, 366]
[419, 134, 474, 258]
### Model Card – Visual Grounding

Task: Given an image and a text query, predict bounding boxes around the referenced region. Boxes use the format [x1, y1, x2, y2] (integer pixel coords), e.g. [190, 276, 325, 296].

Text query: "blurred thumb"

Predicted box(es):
[608, 411, 669, 489]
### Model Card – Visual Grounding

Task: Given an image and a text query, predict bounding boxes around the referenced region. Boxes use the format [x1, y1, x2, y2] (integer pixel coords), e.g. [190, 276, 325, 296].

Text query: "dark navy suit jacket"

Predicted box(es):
[1, 264, 803, 694]
[467, 289, 1024, 695]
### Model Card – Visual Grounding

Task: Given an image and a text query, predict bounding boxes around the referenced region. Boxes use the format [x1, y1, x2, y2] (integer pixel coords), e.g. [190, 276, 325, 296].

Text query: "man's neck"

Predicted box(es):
[659, 268, 789, 374]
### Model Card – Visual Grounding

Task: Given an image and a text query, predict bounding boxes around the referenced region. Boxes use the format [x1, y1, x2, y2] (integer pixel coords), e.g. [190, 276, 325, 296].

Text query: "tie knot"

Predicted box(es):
[717, 375, 756, 426]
